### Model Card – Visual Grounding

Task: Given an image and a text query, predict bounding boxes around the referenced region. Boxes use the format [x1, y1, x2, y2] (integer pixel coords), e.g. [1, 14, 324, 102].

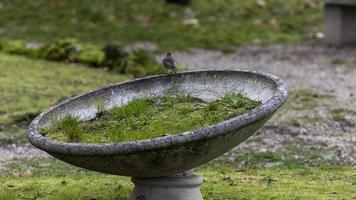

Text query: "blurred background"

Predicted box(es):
[0, 0, 355, 199]
[0, 0, 323, 50]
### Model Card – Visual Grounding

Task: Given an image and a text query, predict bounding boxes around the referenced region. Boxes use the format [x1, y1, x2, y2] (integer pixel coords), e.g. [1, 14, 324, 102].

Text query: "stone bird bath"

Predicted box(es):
[28, 70, 288, 200]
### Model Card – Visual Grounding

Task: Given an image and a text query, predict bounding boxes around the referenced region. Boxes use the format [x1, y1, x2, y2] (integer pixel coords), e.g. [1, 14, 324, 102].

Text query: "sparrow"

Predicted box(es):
[162, 52, 177, 73]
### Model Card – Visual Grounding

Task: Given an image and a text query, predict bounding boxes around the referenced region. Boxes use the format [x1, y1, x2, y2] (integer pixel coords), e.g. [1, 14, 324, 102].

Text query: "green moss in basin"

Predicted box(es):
[41, 92, 261, 143]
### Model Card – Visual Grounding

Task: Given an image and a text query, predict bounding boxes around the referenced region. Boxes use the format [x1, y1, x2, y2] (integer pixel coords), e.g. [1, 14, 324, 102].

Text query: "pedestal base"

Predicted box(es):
[128, 173, 203, 200]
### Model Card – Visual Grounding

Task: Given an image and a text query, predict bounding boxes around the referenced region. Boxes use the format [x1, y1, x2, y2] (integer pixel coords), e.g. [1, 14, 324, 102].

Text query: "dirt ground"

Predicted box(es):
[1, 42, 355, 170]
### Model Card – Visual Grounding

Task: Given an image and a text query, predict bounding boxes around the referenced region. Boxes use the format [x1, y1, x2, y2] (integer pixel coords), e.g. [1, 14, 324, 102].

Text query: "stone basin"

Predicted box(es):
[28, 70, 288, 199]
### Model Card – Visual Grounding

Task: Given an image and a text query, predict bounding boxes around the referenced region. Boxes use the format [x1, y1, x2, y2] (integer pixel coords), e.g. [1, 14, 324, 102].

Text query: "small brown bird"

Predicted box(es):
[162, 52, 177, 73]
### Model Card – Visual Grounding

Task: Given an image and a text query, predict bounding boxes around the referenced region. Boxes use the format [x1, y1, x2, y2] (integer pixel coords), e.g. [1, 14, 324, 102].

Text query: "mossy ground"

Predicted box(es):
[0, 158, 355, 200]
[41, 92, 261, 143]
[0, 0, 322, 51]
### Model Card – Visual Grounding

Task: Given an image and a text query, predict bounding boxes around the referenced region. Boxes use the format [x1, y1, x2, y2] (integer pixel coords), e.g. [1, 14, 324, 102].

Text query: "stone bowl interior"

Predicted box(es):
[28, 70, 288, 177]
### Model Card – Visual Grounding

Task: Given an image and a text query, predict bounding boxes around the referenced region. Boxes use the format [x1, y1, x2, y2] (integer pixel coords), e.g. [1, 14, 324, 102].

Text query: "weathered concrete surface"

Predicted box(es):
[129, 174, 203, 200]
[324, 1, 356, 46]
[27, 71, 287, 178]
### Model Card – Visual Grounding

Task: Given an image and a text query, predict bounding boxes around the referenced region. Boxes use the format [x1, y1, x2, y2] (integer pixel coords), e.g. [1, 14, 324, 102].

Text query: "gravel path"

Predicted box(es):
[1, 42, 355, 169]
[0, 143, 48, 162]
[0, 143, 48, 171]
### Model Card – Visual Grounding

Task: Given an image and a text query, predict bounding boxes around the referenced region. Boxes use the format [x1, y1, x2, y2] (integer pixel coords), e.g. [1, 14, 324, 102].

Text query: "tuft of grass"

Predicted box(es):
[0, 0, 323, 51]
[330, 58, 346, 65]
[111, 98, 152, 119]
[41, 92, 261, 143]
[331, 108, 347, 122]
[330, 108, 356, 126]
[220, 93, 262, 114]
[51, 115, 83, 142]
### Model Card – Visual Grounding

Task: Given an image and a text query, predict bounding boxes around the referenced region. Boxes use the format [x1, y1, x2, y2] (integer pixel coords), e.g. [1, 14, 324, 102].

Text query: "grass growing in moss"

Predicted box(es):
[51, 116, 83, 142]
[41, 92, 261, 143]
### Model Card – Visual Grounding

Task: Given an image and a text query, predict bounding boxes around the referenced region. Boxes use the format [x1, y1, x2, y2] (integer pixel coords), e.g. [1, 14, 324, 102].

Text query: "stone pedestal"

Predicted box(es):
[324, 1, 356, 46]
[128, 173, 203, 200]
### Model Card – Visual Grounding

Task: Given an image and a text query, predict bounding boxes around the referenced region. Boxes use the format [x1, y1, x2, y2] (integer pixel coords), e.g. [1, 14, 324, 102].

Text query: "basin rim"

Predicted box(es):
[27, 70, 288, 156]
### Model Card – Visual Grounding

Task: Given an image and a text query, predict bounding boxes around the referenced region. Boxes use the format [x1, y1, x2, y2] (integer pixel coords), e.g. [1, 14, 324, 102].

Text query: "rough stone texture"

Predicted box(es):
[27, 71, 287, 177]
[324, 2, 356, 46]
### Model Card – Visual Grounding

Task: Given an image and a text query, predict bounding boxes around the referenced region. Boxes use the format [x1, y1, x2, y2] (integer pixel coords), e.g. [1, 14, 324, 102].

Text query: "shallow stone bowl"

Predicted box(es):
[28, 70, 288, 177]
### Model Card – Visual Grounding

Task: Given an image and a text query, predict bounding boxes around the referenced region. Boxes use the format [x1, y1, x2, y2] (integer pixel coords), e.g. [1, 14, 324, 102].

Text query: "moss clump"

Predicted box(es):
[102, 42, 129, 69]
[41, 92, 261, 143]
[70, 44, 105, 67]
[37, 38, 78, 61]
[125, 49, 165, 77]
[0, 40, 33, 55]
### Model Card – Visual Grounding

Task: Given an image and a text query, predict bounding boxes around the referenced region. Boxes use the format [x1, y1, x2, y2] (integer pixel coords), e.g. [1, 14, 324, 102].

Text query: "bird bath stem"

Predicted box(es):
[129, 171, 203, 200]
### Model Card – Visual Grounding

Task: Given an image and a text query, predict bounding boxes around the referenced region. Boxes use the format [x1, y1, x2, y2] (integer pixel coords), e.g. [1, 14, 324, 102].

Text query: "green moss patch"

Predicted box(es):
[41, 92, 261, 143]
[0, 40, 31, 55]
